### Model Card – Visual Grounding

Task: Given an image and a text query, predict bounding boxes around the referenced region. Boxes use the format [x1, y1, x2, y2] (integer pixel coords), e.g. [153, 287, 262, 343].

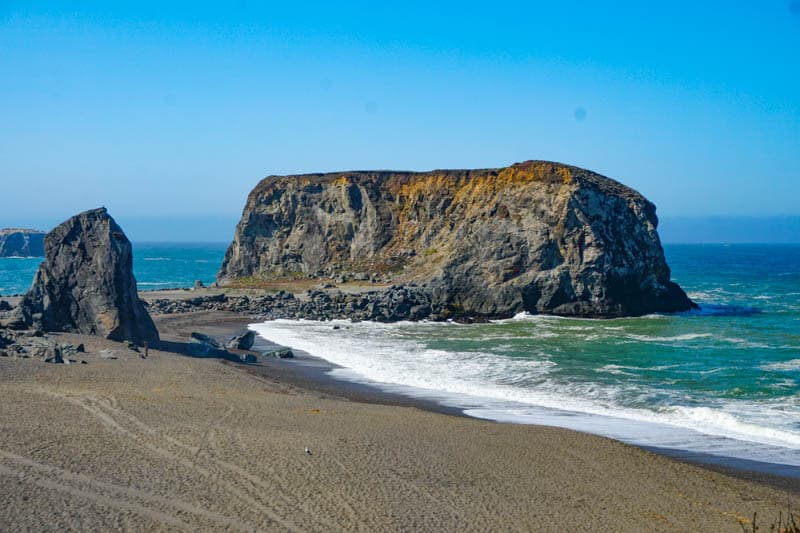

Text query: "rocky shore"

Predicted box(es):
[144, 284, 488, 322]
[147, 277, 693, 324]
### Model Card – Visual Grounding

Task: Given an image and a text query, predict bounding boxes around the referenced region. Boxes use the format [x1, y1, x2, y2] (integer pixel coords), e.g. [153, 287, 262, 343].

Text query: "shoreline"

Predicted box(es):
[153, 310, 800, 495]
[2, 308, 798, 529]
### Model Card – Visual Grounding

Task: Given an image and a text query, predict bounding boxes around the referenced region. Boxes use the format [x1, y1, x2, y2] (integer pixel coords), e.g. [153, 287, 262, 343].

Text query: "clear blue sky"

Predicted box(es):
[1, 1, 799, 240]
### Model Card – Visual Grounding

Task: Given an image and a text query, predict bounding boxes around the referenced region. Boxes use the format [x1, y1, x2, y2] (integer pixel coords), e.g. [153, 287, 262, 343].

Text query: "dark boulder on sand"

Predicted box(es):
[190, 331, 257, 363]
[18, 208, 159, 345]
[226, 330, 256, 350]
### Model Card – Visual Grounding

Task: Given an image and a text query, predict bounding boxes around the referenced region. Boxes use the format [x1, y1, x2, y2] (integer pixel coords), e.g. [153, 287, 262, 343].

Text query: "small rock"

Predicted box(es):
[60, 344, 80, 357]
[99, 349, 118, 360]
[225, 330, 255, 351]
[232, 353, 258, 364]
[193, 280, 205, 290]
[125, 341, 140, 352]
[261, 347, 294, 359]
[43, 345, 65, 364]
[191, 332, 221, 350]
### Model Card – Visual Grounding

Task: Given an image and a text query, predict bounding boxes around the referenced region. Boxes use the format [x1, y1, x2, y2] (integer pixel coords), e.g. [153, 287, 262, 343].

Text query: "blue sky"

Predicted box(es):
[1, 1, 799, 240]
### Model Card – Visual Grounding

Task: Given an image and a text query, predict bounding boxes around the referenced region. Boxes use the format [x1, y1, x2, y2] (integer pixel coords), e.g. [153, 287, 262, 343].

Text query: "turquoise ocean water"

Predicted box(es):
[252, 244, 800, 471]
[0, 242, 227, 296]
[3, 243, 799, 469]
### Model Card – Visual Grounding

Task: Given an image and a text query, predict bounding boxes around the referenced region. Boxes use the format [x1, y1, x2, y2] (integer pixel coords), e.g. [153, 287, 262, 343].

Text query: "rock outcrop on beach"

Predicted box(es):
[219, 161, 695, 318]
[0, 228, 45, 257]
[18, 208, 159, 344]
[147, 286, 447, 322]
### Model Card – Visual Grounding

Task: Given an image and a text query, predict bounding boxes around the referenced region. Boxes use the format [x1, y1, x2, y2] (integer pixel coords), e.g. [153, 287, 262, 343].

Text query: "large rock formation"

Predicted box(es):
[18, 208, 159, 344]
[219, 161, 696, 318]
[0, 228, 45, 257]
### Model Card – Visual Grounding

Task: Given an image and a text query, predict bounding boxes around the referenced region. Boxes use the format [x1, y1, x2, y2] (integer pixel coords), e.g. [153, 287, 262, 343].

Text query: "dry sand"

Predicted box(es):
[0, 311, 797, 532]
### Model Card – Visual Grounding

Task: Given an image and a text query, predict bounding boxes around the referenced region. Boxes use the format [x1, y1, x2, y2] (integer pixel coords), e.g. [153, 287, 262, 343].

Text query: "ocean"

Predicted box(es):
[251, 244, 800, 472]
[2, 243, 799, 471]
[0, 242, 228, 296]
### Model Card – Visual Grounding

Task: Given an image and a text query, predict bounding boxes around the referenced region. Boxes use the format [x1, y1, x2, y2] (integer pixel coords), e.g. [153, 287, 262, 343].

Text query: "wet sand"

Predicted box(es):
[0, 309, 797, 531]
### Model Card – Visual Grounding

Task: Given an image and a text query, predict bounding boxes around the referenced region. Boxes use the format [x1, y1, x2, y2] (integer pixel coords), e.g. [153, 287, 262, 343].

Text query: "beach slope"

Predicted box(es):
[0, 317, 795, 531]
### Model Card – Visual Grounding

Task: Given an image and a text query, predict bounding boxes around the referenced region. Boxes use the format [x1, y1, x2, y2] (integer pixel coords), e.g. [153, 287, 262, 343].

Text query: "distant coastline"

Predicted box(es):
[3, 215, 798, 245]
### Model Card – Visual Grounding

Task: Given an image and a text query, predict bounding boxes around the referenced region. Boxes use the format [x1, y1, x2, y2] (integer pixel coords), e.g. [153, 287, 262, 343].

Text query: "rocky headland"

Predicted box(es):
[218, 160, 696, 319]
[0, 228, 45, 257]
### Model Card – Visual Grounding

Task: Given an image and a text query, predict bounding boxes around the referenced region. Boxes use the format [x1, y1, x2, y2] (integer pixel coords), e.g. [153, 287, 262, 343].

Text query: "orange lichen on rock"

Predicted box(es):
[218, 160, 696, 318]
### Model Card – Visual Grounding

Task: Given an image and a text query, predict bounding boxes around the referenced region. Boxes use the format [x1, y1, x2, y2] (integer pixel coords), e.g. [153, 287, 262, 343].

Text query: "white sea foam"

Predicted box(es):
[251, 320, 800, 465]
[496, 311, 667, 325]
[761, 359, 800, 371]
[597, 364, 636, 376]
[721, 338, 772, 349]
[646, 364, 683, 371]
[623, 332, 712, 343]
[142, 257, 171, 261]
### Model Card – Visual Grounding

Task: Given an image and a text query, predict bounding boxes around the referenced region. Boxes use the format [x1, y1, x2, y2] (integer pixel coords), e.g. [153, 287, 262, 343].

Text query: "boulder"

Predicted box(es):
[190, 331, 222, 350]
[262, 347, 294, 359]
[17, 208, 159, 345]
[191, 331, 258, 363]
[226, 330, 256, 350]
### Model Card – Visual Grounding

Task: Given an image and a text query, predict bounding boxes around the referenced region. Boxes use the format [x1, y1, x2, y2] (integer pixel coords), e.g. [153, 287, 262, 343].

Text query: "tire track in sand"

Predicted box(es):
[0, 452, 192, 531]
[34, 388, 338, 532]
[82, 393, 352, 531]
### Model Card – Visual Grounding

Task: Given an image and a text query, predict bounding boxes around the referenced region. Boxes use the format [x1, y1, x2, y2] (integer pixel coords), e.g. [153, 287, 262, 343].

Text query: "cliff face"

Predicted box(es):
[19, 208, 159, 344]
[219, 161, 695, 318]
[0, 228, 45, 257]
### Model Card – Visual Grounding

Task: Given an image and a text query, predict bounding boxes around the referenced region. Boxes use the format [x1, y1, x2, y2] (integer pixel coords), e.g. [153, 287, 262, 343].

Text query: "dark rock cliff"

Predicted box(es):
[219, 161, 695, 318]
[0, 228, 45, 257]
[18, 208, 159, 344]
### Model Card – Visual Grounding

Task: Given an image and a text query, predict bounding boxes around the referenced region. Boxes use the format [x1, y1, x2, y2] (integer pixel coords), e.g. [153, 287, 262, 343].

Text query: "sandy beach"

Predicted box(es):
[0, 306, 796, 532]
[5, 1, 799, 529]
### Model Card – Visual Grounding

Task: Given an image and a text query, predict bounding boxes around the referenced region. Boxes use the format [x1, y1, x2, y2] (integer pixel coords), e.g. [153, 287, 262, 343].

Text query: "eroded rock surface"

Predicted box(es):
[18, 208, 159, 344]
[219, 161, 695, 318]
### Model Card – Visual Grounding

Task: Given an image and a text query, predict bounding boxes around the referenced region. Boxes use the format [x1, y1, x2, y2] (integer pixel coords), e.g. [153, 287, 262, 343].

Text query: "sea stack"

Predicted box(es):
[19, 208, 159, 344]
[0, 228, 45, 257]
[219, 161, 696, 318]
